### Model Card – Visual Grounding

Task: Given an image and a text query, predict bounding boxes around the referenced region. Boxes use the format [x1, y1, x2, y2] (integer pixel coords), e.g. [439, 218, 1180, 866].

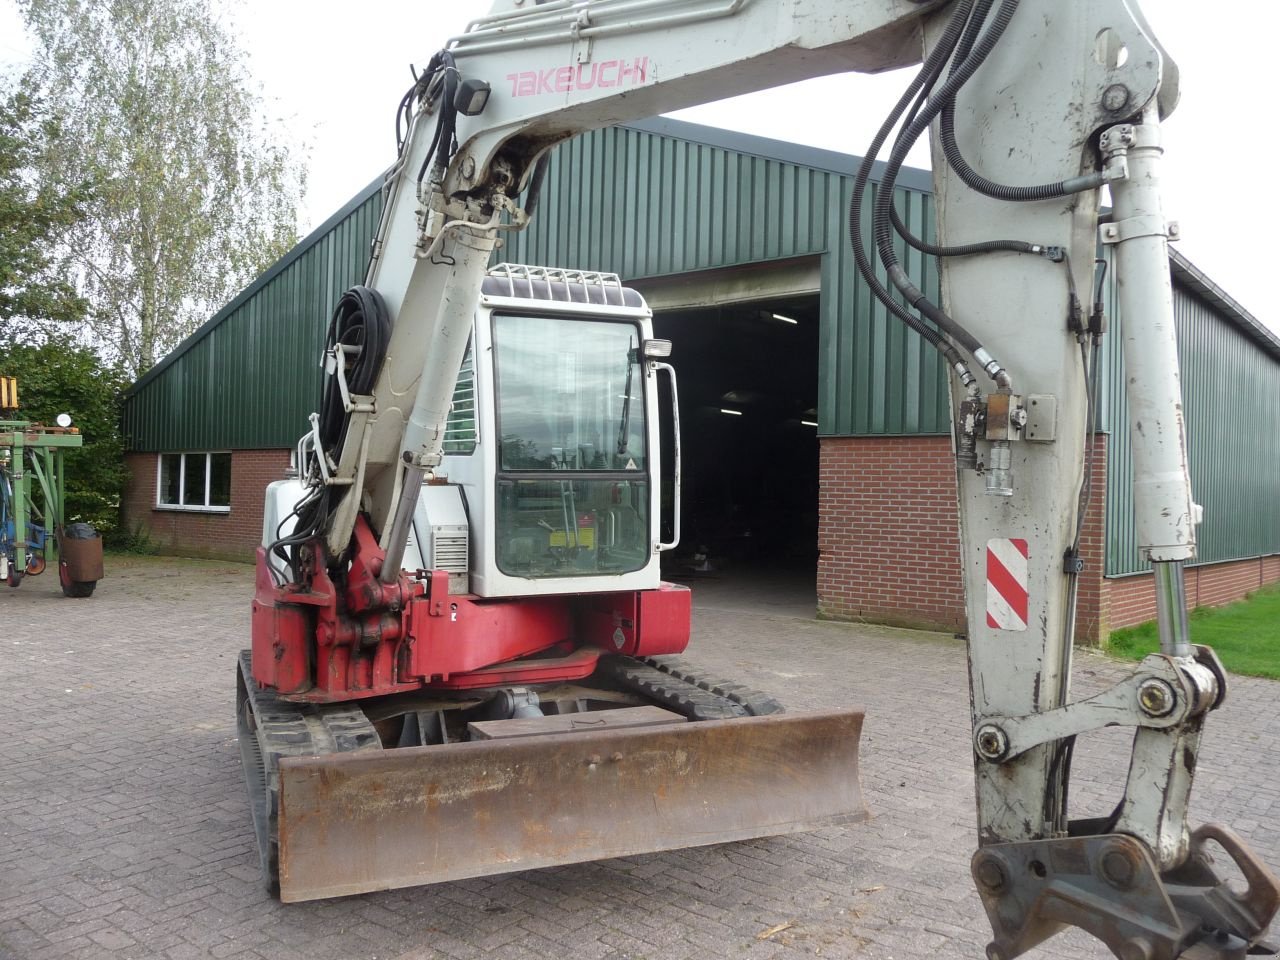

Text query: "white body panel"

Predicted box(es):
[263, 477, 448, 576]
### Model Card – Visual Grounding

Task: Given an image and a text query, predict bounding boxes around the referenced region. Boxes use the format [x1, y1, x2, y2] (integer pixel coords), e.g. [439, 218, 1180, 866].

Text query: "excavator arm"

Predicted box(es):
[268, 1, 1278, 954]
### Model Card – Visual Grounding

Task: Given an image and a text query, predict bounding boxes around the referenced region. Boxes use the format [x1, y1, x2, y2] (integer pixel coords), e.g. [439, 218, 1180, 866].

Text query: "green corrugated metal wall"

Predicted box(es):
[501, 125, 950, 435]
[121, 119, 1280, 577]
[1101, 259, 1280, 575]
[123, 186, 384, 451]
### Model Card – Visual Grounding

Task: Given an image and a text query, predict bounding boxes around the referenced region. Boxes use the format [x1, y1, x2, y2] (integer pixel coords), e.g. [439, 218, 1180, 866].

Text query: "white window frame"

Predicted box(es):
[155, 452, 232, 513]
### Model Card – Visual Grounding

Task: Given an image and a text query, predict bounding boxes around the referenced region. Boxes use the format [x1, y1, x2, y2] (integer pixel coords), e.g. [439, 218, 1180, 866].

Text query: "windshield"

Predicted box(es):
[492, 313, 651, 578]
[494, 315, 646, 472]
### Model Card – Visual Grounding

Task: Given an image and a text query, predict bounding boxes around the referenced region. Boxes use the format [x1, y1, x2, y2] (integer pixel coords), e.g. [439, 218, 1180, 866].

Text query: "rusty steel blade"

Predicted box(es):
[277, 708, 867, 901]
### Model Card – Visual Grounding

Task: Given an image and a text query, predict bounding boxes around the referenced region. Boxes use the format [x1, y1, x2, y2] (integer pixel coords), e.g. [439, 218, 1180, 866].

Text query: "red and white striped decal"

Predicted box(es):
[986, 538, 1029, 631]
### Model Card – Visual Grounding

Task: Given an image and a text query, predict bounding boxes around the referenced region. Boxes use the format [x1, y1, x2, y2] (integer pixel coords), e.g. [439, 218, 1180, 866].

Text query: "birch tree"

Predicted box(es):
[17, 0, 305, 376]
[0, 86, 89, 340]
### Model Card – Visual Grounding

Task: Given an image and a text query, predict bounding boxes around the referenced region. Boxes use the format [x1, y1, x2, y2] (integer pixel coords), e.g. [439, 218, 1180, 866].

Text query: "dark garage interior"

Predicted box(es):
[653, 294, 820, 574]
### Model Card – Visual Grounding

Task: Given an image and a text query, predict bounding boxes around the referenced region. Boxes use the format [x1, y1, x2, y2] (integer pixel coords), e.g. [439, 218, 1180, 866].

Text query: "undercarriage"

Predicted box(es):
[236, 650, 867, 902]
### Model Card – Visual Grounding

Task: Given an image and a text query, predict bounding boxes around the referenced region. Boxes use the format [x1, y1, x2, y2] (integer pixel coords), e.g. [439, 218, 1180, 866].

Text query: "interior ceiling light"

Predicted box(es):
[801, 419, 818, 427]
[756, 310, 799, 325]
[720, 408, 743, 416]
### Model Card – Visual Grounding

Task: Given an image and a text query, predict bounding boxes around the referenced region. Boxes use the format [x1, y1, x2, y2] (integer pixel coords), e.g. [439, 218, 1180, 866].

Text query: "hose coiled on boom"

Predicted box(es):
[319, 286, 391, 455]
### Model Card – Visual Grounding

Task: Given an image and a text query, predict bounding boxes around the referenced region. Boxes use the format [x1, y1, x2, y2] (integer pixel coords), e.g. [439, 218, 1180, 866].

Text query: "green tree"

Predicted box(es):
[15, 0, 305, 377]
[2, 341, 129, 541]
[0, 84, 90, 340]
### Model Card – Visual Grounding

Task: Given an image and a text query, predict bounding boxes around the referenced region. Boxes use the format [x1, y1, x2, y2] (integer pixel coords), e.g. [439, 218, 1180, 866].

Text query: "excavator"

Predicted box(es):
[237, 1, 1280, 956]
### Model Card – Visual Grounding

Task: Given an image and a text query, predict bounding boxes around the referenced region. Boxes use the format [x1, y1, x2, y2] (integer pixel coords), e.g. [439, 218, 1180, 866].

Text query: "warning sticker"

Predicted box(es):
[986, 538, 1029, 631]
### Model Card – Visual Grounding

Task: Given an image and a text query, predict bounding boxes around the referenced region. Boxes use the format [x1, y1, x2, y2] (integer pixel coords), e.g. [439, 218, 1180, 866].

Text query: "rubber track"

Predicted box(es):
[642, 656, 784, 717]
[236, 651, 380, 891]
[597, 655, 784, 721]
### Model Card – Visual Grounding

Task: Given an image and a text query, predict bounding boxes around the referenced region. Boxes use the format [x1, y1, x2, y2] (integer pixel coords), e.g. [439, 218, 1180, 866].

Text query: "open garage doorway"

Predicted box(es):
[650, 293, 821, 583]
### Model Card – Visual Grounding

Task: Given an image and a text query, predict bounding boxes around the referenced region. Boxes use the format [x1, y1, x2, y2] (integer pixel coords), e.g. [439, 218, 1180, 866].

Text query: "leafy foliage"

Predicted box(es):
[0, 86, 91, 337]
[16, 0, 305, 376]
[2, 341, 129, 541]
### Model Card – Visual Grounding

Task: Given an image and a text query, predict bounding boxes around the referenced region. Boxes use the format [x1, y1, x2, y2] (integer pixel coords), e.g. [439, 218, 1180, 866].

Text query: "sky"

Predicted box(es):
[1, 0, 1274, 332]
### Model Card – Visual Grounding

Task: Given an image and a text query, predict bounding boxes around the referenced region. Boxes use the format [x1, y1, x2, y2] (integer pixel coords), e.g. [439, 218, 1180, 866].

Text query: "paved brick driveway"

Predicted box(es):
[2, 557, 1276, 960]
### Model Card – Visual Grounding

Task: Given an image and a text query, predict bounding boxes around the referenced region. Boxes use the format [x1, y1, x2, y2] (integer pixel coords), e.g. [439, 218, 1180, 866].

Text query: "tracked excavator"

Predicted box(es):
[237, 0, 1280, 955]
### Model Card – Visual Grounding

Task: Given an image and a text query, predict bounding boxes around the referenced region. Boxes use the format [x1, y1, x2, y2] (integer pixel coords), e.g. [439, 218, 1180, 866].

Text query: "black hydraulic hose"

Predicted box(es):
[881, 1, 1040, 261]
[395, 67, 423, 156]
[319, 286, 392, 454]
[950, 0, 995, 66]
[431, 53, 460, 176]
[848, 0, 976, 374]
[889, 204, 1043, 258]
[268, 285, 391, 581]
[414, 51, 459, 188]
[935, 0, 1107, 202]
[938, 102, 1108, 202]
[414, 55, 447, 184]
[873, 0, 1019, 264]
[871, 0, 1022, 369]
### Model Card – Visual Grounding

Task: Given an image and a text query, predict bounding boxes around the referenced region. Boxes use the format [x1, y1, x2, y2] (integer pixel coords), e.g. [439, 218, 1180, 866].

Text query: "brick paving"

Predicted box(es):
[1, 557, 1276, 960]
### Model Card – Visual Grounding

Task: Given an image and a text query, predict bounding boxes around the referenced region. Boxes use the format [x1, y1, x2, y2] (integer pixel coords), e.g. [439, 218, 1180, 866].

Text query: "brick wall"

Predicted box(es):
[818, 436, 967, 633]
[817, 434, 1110, 643]
[1069, 435, 1109, 643]
[122, 449, 290, 561]
[1102, 554, 1280, 632]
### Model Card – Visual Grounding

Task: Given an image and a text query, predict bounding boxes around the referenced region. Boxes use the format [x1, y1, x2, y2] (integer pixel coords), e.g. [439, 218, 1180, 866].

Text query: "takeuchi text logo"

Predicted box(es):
[507, 57, 650, 97]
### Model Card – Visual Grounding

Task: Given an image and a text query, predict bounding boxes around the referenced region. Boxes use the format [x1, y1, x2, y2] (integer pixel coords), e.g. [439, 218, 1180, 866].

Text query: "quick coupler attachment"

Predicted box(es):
[972, 826, 1280, 960]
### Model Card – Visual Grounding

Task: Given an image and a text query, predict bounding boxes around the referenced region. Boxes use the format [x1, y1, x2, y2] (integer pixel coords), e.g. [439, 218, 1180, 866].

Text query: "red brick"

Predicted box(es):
[1102, 554, 1280, 631]
[817, 435, 1109, 643]
[121, 450, 290, 561]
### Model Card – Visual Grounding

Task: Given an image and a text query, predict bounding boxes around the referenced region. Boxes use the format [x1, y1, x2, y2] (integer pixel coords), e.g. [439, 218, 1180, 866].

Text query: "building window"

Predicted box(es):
[157, 452, 232, 512]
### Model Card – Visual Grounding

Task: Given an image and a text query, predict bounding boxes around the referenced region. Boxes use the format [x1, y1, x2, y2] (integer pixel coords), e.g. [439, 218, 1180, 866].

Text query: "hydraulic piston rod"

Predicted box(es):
[1102, 103, 1198, 658]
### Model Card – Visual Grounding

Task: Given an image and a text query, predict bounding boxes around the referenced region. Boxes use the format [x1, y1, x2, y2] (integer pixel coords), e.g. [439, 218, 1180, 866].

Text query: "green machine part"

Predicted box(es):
[1, 418, 84, 585]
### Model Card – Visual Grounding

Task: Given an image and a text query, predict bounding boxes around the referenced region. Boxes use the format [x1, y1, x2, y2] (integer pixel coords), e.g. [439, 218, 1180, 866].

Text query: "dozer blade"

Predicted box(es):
[277, 708, 866, 901]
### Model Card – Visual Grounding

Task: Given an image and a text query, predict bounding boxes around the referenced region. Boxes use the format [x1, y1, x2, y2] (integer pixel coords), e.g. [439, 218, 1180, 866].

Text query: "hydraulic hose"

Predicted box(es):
[268, 285, 392, 582]
[414, 51, 460, 188]
[883, 0, 1028, 260]
[319, 285, 392, 454]
[848, 0, 977, 380]
[881, 0, 1054, 263]
[935, 0, 1107, 202]
[889, 204, 1045, 259]
[939, 102, 1109, 202]
[872, 0, 1021, 267]
[870, 0, 1023, 382]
